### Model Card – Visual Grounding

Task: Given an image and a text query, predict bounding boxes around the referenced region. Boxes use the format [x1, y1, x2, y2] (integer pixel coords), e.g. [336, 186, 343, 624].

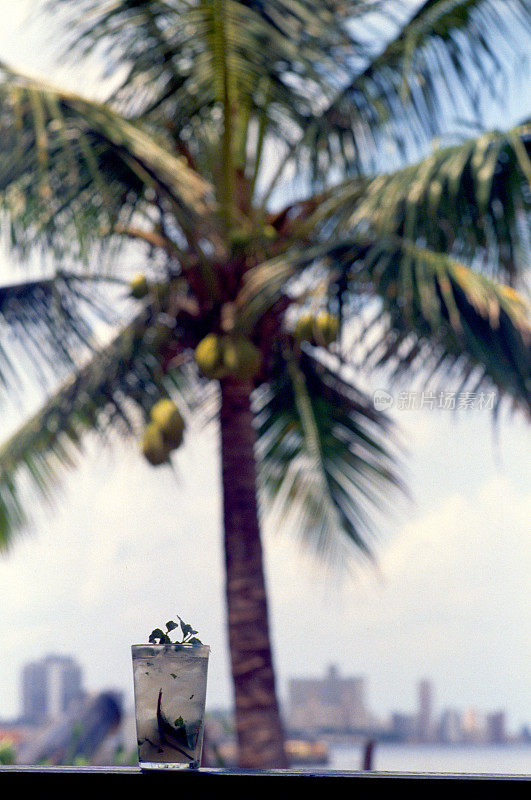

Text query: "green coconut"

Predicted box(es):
[153, 282, 171, 310]
[228, 228, 252, 251]
[315, 311, 339, 346]
[150, 399, 185, 449]
[145, 322, 173, 353]
[142, 422, 170, 466]
[130, 273, 149, 299]
[194, 333, 226, 379]
[222, 336, 262, 380]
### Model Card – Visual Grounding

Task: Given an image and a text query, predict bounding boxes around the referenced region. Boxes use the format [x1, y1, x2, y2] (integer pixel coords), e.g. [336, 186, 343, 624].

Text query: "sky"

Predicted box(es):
[0, 1, 529, 735]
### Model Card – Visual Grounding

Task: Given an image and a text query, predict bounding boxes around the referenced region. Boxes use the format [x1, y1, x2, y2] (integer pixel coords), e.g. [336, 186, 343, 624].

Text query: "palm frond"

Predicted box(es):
[309, 0, 531, 175]
[356, 240, 530, 409]
[44, 0, 359, 183]
[0, 311, 178, 548]
[0, 272, 128, 389]
[239, 121, 531, 329]
[318, 125, 531, 407]
[39, 2, 531, 193]
[49, 1, 353, 107]
[254, 347, 405, 565]
[240, 237, 530, 410]
[326, 123, 531, 282]
[0, 63, 214, 262]
[238, 124, 531, 410]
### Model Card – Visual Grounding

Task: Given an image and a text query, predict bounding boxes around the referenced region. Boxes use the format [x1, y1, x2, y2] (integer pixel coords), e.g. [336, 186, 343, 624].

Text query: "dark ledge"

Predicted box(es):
[0, 766, 528, 782]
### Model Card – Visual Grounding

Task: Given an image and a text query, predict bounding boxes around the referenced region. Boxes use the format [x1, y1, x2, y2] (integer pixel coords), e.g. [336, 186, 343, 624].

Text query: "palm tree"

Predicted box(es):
[0, 0, 530, 768]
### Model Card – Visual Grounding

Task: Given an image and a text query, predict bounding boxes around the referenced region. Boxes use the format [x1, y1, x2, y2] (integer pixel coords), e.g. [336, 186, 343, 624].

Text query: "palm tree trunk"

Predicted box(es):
[219, 376, 289, 769]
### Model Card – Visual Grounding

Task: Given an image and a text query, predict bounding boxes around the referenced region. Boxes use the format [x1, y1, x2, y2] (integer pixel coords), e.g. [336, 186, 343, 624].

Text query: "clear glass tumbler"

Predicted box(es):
[131, 643, 210, 770]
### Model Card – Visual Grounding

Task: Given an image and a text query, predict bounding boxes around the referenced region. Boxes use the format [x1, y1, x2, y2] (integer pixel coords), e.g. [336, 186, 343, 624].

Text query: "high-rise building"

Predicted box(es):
[21, 654, 83, 725]
[486, 711, 506, 744]
[462, 707, 488, 743]
[416, 679, 434, 742]
[288, 664, 370, 733]
[438, 708, 463, 743]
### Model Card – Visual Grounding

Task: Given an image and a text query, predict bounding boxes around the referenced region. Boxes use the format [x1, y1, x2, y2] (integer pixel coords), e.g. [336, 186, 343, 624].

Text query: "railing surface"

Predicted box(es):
[0, 766, 529, 783]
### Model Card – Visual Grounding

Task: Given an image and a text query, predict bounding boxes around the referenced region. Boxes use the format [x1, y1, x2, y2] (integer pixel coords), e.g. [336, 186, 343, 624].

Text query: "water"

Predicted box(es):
[131, 644, 210, 770]
[328, 741, 531, 775]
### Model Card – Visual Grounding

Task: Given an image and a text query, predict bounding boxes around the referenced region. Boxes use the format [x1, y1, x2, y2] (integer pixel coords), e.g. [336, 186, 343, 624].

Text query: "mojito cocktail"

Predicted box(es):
[132, 643, 210, 769]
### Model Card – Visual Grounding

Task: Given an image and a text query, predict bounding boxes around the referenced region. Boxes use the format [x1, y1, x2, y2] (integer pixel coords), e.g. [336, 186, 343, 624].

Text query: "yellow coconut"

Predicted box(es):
[150, 399, 185, 449]
[293, 312, 316, 344]
[314, 311, 339, 346]
[262, 224, 277, 240]
[222, 336, 262, 380]
[142, 422, 170, 466]
[130, 273, 149, 299]
[194, 333, 226, 379]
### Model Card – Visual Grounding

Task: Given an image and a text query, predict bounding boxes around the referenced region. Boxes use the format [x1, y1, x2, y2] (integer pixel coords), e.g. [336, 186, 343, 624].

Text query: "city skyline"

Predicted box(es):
[3, 653, 528, 745]
[286, 665, 521, 743]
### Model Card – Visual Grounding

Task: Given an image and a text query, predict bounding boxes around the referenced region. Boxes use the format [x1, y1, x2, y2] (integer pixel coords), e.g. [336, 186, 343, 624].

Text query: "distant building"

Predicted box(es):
[21, 655, 83, 725]
[288, 664, 370, 733]
[438, 709, 463, 743]
[390, 712, 416, 742]
[461, 708, 487, 743]
[416, 679, 434, 742]
[519, 724, 531, 742]
[486, 712, 506, 744]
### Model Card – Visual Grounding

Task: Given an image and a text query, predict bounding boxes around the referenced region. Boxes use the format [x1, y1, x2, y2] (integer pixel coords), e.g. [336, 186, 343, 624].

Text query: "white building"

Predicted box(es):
[21, 654, 83, 725]
[288, 664, 370, 733]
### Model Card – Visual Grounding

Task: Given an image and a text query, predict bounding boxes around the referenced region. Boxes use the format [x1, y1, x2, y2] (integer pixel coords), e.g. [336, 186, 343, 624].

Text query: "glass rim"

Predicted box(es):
[131, 642, 210, 652]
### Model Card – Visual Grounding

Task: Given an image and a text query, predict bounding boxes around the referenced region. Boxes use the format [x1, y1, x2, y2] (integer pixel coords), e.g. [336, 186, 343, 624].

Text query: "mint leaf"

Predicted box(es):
[149, 628, 167, 644]
[148, 615, 202, 645]
[180, 619, 197, 638]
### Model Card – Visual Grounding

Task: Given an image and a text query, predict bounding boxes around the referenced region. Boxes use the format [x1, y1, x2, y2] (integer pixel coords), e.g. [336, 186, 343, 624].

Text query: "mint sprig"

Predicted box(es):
[148, 616, 202, 645]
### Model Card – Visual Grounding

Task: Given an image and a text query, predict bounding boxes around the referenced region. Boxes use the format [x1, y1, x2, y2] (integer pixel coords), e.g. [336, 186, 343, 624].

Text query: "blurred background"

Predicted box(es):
[0, 0, 529, 773]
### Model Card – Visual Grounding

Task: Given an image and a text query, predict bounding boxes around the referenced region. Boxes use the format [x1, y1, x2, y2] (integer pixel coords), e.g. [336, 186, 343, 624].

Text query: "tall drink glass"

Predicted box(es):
[132, 643, 210, 769]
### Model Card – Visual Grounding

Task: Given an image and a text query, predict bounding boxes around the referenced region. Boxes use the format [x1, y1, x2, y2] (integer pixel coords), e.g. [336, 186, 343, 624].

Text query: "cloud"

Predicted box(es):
[380, 475, 529, 589]
[263, 474, 530, 722]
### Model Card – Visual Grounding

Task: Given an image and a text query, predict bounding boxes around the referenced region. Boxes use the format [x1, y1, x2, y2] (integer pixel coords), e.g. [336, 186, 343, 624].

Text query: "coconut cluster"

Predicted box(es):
[194, 334, 262, 381]
[141, 399, 185, 466]
[293, 310, 339, 347]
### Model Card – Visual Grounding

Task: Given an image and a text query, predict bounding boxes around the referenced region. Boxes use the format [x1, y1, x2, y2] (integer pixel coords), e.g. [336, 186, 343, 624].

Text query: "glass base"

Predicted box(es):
[140, 761, 199, 771]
